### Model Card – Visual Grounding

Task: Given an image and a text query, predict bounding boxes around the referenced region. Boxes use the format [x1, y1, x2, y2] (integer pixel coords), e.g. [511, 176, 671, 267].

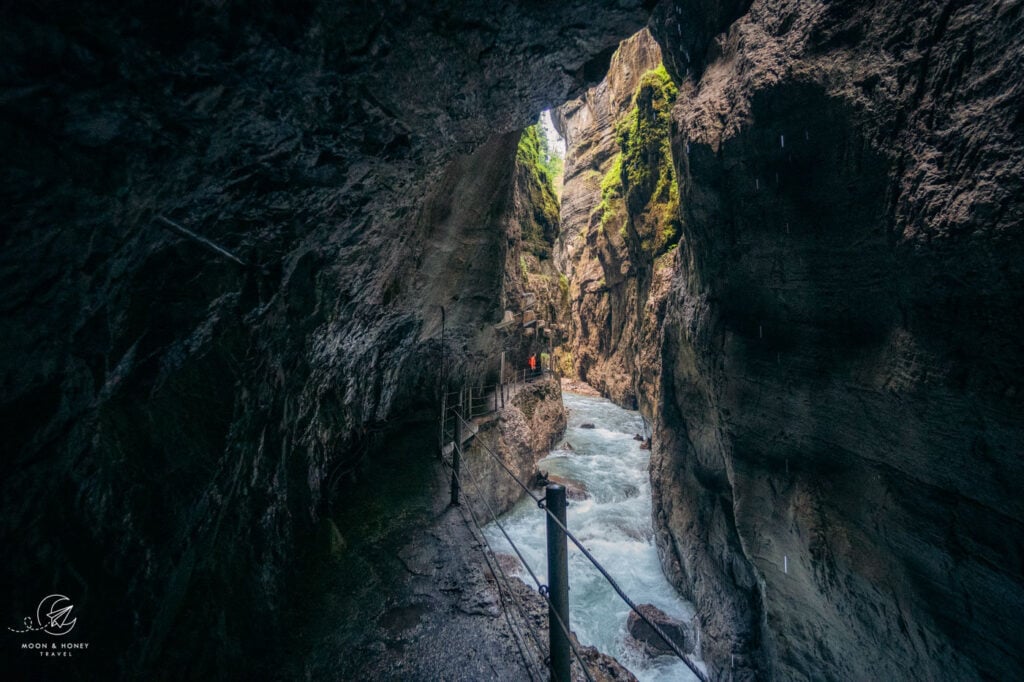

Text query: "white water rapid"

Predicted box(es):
[484, 391, 705, 682]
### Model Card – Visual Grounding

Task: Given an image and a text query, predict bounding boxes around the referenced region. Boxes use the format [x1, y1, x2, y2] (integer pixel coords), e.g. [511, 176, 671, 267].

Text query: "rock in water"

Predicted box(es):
[549, 474, 589, 501]
[580, 422, 596, 429]
[626, 604, 696, 657]
[573, 640, 638, 681]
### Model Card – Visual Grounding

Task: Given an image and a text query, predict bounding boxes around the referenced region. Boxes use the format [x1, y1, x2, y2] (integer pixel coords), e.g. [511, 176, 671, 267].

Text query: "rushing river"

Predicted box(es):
[484, 392, 705, 682]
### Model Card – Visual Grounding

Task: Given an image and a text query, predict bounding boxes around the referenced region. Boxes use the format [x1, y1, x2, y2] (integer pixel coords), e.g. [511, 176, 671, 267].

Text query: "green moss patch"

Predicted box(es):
[517, 123, 562, 259]
[594, 63, 682, 257]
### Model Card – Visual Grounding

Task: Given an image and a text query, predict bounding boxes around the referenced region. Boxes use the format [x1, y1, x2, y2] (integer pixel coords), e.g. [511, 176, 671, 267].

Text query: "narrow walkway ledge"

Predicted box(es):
[278, 430, 538, 680]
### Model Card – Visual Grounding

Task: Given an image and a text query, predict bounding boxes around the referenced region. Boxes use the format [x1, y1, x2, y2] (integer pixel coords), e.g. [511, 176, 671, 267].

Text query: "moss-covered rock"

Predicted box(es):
[516, 124, 562, 259]
[596, 64, 681, 257]
[556, 47, 681, 411]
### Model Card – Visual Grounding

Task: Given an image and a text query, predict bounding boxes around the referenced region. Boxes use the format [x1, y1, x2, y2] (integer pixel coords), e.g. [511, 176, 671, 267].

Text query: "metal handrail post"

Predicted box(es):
[451, 400, 463, 506]
[439, 391, 447, 459]
[546, 484, 570, 682]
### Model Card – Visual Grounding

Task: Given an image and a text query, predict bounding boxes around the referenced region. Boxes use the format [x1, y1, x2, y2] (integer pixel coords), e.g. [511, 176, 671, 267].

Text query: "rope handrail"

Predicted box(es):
[445, 448, 595, 682]
[448, 403, 709, 682]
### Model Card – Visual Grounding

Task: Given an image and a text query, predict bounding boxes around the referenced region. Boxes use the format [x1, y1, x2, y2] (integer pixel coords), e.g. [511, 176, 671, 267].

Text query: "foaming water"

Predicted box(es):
[484, 392, 704, 681]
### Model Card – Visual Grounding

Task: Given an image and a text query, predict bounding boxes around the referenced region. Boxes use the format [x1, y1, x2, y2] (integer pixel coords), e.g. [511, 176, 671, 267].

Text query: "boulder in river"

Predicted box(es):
[548, 474, 589, 501]
[626, 603, 696, 657]
[580, 422, 596, 429]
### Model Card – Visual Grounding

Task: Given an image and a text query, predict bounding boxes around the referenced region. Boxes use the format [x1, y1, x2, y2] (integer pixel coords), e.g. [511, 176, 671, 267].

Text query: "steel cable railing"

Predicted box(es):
[442, 448, 594, 682]
[444, 462, 544, 681]
[449, 409, 709, 682]
[451, 445, 596, 682]
[442, 368, 550, 421]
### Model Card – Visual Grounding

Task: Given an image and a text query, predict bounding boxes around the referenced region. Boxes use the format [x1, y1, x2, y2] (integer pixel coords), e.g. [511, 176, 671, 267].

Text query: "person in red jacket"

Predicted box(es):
[528, 354, 537, 373]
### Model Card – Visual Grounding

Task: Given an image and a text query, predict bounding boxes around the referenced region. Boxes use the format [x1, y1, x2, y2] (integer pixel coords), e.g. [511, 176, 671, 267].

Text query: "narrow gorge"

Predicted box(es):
[2, 2, 1022, 681]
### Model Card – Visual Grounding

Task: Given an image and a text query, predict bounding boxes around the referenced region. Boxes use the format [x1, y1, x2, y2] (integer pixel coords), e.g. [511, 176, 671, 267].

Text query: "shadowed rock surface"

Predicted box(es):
[555, 2, 1024, 681]
[644, 1, 1024, 681]
[626, 603, 697, 656]
[0, 2, 647, 679]
[2, 1, 1022, 681]
[277, 425, 535, 681]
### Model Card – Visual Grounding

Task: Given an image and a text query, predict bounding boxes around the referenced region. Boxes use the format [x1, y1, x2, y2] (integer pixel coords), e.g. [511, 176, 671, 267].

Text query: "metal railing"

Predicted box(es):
[439, 399, 708, 682]
[439, 368, 551, 448]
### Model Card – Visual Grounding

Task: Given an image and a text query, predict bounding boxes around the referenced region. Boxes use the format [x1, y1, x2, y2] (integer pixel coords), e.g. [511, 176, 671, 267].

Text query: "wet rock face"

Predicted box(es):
[0, 1, 649, 677]
[626, 603, 696, 656]
[464, 376, 567, 519]
[647, 0, 1024, 680]
[555, 29, 672, 411]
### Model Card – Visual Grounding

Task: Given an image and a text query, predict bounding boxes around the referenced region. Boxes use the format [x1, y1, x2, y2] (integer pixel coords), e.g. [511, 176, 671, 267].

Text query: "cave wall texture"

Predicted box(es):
[644, 1, 1024, 681]
[2, 0, 1023, 680]
[0, 1, 649, 678]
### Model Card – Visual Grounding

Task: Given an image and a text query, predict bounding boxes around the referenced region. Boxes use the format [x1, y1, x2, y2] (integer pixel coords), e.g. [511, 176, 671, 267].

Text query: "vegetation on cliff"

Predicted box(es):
[516, 122, 562, 259]
[596, 63, 681, 255]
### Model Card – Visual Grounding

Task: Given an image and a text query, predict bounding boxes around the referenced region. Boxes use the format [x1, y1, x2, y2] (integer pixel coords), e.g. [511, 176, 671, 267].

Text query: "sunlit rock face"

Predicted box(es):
[554, 29, 675, 413]
[0, 2, 649, 677]
[646, 1, 1024, 680]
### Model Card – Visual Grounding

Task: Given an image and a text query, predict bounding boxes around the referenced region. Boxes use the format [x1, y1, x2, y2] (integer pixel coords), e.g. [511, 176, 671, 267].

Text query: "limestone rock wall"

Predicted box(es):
[555, 29, 671, 411]
[646, 1, 1024, 680]
[499, 127, 565, 372]
[0, 2, 648, 678]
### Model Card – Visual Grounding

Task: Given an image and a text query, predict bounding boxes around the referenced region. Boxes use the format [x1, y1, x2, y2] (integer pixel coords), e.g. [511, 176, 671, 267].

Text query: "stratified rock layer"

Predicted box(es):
[554, 29, 672, 411]
[647, 1, 1024, 680]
